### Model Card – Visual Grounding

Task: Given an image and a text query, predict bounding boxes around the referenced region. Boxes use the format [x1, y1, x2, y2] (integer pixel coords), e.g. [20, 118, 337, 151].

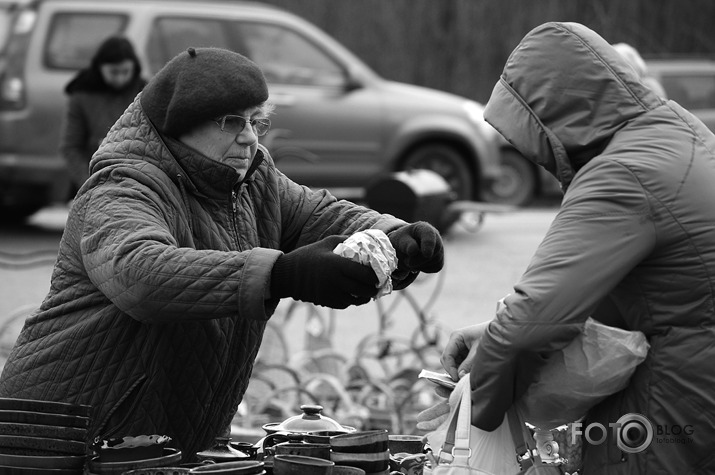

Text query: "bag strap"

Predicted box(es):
[438, 375, 472, 465]
[507, 406, 538, 470]
[507, 406, 528, 457]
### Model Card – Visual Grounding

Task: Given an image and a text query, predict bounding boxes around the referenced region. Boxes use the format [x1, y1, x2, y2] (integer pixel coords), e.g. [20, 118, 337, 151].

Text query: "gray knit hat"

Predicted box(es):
[141, 47, 269, 137]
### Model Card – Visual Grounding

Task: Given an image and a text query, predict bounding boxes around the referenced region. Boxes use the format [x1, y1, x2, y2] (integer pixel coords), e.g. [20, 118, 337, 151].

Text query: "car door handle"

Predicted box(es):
[269, 93, 296, 106]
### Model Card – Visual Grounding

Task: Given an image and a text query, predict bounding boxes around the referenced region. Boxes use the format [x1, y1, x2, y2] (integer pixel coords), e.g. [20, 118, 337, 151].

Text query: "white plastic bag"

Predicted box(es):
[424, 375, 520, 474]
[515, 317, 650, 430]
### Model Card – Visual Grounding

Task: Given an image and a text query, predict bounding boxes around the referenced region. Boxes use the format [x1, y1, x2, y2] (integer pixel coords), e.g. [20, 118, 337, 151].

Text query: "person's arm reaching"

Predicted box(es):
[469, 160, 656, 430]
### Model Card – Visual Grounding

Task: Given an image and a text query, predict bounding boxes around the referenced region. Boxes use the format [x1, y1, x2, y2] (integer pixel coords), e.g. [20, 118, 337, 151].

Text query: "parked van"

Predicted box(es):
[0, 0, 503, 220]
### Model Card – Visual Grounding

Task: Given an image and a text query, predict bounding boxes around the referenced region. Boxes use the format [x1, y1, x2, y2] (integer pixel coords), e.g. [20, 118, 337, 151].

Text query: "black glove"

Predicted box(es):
[270, 235, 379, 309]
[391, 267, 419, 291]
[388, 222, 445, 275]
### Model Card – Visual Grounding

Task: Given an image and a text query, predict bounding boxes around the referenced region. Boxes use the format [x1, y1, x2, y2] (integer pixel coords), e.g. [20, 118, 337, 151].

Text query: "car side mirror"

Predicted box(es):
[342, 69, 364, 92]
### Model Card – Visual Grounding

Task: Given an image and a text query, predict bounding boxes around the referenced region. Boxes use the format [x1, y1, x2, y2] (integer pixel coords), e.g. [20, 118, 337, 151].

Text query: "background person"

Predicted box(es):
[612, 42, 668, 99]
[433, 22, 715, 474]
[0, 47, 444, 461]
[59, 35, 147, 194]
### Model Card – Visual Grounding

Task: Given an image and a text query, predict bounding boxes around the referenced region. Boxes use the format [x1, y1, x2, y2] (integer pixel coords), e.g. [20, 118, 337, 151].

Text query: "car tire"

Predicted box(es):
[482, 148, 537, 207]
[401, 143, 474, 201]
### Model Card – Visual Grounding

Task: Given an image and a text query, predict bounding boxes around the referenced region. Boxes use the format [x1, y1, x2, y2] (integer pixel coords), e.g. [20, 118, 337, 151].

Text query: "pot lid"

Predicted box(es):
[265, 405, 348, 433]
[196, 437, 251, 462]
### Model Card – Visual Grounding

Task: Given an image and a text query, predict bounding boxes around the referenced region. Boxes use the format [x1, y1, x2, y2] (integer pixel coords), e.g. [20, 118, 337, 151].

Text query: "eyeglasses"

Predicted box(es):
[214, 115, 271, 137]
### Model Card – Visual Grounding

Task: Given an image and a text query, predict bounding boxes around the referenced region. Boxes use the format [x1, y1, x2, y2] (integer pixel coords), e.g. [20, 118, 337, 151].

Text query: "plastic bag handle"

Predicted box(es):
[439, 374, 473, 464]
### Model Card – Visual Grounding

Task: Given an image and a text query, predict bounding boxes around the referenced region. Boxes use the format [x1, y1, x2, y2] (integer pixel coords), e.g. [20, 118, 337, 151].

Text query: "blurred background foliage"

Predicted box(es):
[256, 0, 715, 103]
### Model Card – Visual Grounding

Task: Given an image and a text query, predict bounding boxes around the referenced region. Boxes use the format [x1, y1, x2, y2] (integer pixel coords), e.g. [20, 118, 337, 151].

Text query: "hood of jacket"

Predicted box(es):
[65, 36, 145, 95]
[483, 22, 664, 192]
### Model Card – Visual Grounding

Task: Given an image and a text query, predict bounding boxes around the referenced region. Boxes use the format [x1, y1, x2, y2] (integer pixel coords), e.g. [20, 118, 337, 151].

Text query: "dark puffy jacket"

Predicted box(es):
[0, 96, 404, 459]
[59, 79, 146, 188]
[478, 22, 715, 474]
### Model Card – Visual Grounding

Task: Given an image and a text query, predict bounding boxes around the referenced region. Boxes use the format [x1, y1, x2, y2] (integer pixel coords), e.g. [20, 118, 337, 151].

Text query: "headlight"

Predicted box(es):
[462, 100, 498, 140]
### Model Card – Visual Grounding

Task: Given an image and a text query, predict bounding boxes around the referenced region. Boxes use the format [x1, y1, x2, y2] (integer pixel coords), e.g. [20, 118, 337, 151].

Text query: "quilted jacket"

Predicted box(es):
[0, 95, 405, 459]
[478, 23, 715, 474]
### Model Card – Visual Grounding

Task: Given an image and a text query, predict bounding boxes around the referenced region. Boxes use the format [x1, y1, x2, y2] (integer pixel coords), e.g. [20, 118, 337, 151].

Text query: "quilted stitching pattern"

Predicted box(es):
[0, 97, 405, 459]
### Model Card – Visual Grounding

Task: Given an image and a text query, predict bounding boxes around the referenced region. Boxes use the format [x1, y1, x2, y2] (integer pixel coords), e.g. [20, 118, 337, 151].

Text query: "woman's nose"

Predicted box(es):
[235, 125, 257, 144]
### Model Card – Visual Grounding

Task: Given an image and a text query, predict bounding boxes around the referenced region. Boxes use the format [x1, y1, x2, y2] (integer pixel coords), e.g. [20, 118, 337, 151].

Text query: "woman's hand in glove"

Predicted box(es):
[270, 235, 378, 309]
[390, 267, 419, 291]
[415, 385, 453, 431]
[388, 222, 444, 279]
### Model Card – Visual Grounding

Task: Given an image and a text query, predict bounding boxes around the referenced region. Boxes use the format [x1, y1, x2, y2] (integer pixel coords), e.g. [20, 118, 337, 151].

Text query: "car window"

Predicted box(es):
[44, 13, 127, 70]
[240, 22, 345, 87]
[0, 6, 11, 54]
[147, 16, 236, 73]
[661, 73, 715, 110]
[146, 17, 344, 87]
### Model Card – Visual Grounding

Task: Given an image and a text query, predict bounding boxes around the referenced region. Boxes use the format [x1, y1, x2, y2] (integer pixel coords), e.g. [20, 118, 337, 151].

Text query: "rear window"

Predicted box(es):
[44, 12, 128, 70]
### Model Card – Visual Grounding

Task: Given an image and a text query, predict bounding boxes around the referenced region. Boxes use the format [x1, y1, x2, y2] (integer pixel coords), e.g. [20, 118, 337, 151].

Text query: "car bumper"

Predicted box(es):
[0, 153, 70, 204]
[0, 153, 67, 182]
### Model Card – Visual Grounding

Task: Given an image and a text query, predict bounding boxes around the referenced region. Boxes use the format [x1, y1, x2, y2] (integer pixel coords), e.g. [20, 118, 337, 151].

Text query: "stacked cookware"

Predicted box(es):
[0, 397, 92, 474]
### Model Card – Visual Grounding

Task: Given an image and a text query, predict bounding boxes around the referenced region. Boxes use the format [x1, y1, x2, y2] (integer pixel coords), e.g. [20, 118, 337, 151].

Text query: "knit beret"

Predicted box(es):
[141, 47, 269, 137]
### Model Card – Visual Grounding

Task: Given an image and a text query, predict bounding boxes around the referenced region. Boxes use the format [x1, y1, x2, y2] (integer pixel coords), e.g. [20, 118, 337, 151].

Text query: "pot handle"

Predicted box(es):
[254, 431, 302, 455]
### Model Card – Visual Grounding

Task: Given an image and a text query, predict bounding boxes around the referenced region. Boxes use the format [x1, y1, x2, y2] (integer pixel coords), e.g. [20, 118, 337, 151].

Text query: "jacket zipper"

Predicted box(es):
[231, 190, 242, 252]
[201, 189, 243, 434]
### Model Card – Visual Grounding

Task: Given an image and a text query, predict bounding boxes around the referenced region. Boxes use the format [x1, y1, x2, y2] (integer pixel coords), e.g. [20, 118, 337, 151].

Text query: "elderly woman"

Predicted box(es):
[0, 47, 443, 460]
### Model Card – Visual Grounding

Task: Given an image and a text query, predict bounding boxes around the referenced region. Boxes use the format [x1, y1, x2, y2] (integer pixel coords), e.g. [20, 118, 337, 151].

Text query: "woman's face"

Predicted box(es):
[178, 106, 266, 181]
[99, 59, 136, 90]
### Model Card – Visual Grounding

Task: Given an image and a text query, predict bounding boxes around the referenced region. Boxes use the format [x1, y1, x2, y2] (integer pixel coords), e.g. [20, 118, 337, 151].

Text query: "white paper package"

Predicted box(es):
[333, 229, 398, 298]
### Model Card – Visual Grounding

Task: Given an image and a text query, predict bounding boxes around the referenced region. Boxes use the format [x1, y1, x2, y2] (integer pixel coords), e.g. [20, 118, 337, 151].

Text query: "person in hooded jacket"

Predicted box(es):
[425, 22, 715, 474]
[0, 47, 444, 461]
[612, 42, 668, 100]
[59, 35, 147, 193]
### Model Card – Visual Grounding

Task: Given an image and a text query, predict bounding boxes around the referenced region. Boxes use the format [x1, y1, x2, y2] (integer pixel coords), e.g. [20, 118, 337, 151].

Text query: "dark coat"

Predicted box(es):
[59, 83, 145, 188]
[0, 95, 405, 460]
[479, 22, 715, 474]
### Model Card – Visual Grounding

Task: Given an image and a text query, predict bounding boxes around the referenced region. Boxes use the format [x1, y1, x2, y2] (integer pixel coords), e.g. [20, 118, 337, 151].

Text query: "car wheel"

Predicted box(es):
[401, 144, 473, 200]
[482, 148, 537, 206]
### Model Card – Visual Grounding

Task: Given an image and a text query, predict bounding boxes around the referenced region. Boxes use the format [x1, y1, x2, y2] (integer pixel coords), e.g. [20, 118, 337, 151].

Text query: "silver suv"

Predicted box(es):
[0, 0, 502, 220]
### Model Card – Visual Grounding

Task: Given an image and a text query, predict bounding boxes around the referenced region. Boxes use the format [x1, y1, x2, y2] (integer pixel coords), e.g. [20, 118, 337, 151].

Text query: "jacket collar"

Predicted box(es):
[166, 136, 267, 200]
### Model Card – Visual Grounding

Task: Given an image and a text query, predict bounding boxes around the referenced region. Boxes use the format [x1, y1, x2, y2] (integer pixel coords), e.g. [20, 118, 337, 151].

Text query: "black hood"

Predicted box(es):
[65, 36, 145, 94]
[483, 22, 664, 192]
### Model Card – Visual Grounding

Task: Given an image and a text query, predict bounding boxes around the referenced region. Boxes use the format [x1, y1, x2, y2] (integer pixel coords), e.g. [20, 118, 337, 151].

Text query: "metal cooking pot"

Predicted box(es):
[261, 404, 356, 435]
[253, 405, 356, 464]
